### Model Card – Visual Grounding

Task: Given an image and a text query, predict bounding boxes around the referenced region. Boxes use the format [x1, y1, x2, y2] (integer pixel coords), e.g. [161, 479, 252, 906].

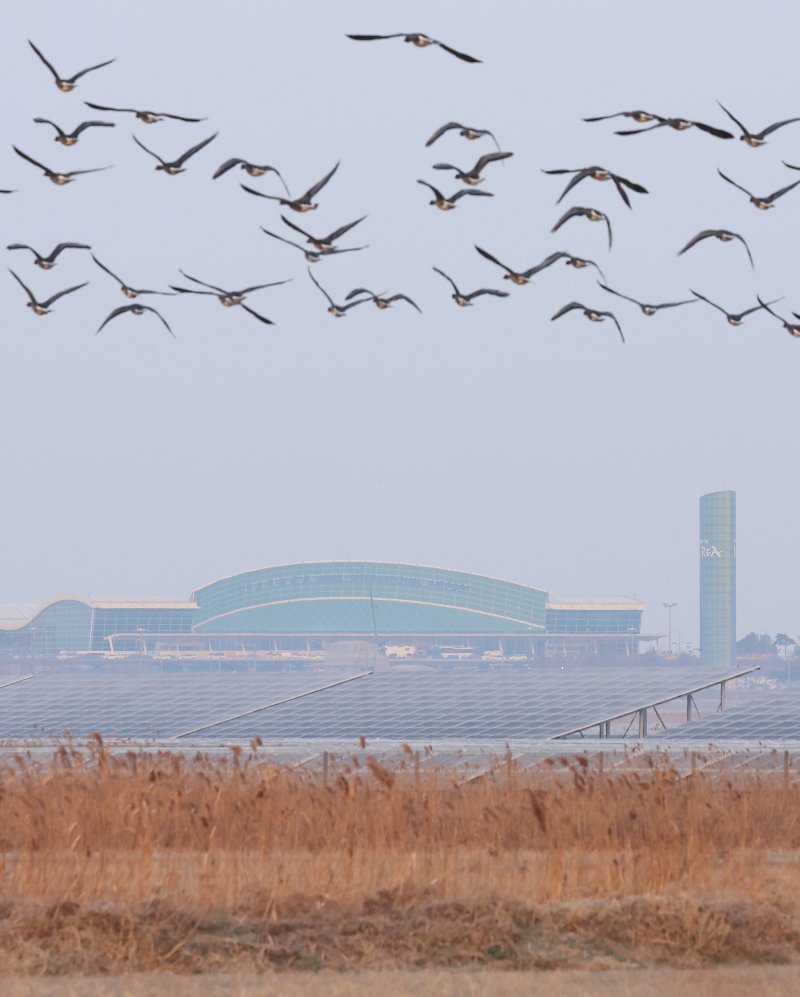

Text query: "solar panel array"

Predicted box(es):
[661, 688, 800, 741]
[0, 663, 760, 742]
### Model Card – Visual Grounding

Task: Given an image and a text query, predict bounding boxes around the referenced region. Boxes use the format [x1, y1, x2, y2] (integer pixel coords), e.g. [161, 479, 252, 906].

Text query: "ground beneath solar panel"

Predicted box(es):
[2, 967, 800, 995]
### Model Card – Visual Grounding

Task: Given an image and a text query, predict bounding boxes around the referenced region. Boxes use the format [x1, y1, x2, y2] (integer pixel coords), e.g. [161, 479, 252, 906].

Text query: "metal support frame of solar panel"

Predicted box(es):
[658, 688, 800, 741]
[550, 666, 760, 740]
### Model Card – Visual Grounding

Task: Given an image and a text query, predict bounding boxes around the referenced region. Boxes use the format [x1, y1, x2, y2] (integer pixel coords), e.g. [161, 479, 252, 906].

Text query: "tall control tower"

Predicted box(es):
[699, 490, 736, 667]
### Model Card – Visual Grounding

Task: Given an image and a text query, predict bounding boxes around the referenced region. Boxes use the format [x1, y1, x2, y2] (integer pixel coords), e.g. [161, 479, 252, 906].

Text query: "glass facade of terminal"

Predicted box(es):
[193, 562, 549, 634]
[699, 491, 736, 668]
[546, 607, 643, 634]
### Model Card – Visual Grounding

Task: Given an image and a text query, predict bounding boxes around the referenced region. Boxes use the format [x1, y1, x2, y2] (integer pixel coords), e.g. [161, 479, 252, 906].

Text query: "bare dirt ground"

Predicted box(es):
[3, 966, 800, 997]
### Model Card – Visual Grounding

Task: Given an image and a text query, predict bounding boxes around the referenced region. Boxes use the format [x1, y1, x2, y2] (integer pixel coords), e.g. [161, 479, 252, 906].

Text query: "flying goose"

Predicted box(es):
[84, 101, 206, 124]
[677, 229, 754, 268]
[432, 266, 509, 306]
[97, 304, 174, 337]
[425, 122, 500, 149]
[308, 267, 371, 317]
[615, 115, 733, 139]
[345, 288, 422, 312]
[170, 270, 290, 308]
[597, 283, 695, 316]
[542, 165, 648, 208]
[280, 214, 367, 252]
[524, 251, 606, 282]
[133, 132, 218, 174]
[474, 245, 542, 285]
[717, 169, 800, 209]
[33, 118, 115, 146]
[417, 179, 493, 210]
[8, 242, 91, 269]
[551, 302, 625, 342]
[583, 110, 658, 124]
[345, 33, 481, 63]
[29, 40, 114, 92]
[432, 150, 512, 184]
[551, 206, 613, 248]
[717, 102, 800, 147]
[92, 256, 175, 298]
[240, 162, 339, 212]
[691, 289, 776, 326]
[212, 159, 289, 191]
[13, 146, 112, 185]
[9, 268, 87, 315]
[260, 227, 368, 263]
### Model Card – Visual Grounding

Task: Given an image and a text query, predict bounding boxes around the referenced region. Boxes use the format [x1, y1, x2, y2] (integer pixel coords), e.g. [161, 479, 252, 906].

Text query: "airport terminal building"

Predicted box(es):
[0, 561, 651, 662]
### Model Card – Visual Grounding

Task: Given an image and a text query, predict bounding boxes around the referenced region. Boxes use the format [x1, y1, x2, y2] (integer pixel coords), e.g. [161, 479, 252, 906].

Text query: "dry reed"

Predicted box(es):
[0, 737, 798, 973]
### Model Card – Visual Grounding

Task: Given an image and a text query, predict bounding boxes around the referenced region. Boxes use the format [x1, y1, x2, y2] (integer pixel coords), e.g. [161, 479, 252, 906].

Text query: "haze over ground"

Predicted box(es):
[1, 0, 797, 647]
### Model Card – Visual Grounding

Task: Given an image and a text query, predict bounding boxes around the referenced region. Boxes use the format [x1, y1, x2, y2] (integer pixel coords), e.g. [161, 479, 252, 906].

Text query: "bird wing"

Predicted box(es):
[731, 232, 755, 268]
[345, 34, 407, 41]
[132, 134, 164, 164]
[9, 269, 36, 304]
[84, 101, 136, 114]
[240, 183, 282, 202]
[299, 161, 340, 202]
[212, 158, 244, 179]
[258, 165, 290, 195]
[33, 117, 64, 136]
[614, 122, 667, 136]
[417, 179, 445, 200]
[13, 146, 51, 173]
[7, 244, 35, 254]
[597, 283, 639, 306]
[425, 122, 463, 146]
[322, 216, 367, 244]
[756, 117, 800, 139]
[50, 242, 91, 260]
[280, 214, 313, 240]
[474, 245, 513, 274]
[463, 288, 510, 300]
[746, 298, 777, 319]
[434, 40, 481, 63]
[690, 289, 726, 315]
[28, 40, 60, 81]
[66, 58, 116, 84]
[603, 213, 613, 249]
[691, 120, 734, 139]
[554, 170, 592, 204]
[341, 297, 371, 311]
[613, 175, 648, 193]
[432, 267, 460, 296]
[449, 188, 493, 201]
[238, 279, 291, 294]
[584, 111, 650, 122]
[92, 255, 126, 286]
[325, 245, 368, 256]
[64, 166, 113, 178]
[524, 252, 566, 276]
[160, 112, 207, 122]
[716, 101, 748, 136]
[141, 306, 175, 336]
[96, 306, 133, 333]
[677, 230, 716, 255]
[173, 132, 218, 167]
[179, 270, 226, 294]
[601, 311, 625, 343]
[473, 151, 512, 174]
[345, 288, 376, 301]
[765, 179, 800, 202]
[307, 266, 334, 307]
[551, 302, 585, 321]
[550, 206, 585, 232]
[240, 303, 275, 325]
[652, 299, 697, 309]
[41, 281, 88, 309]
[169, 285, 216, 295]
[260, 227, 304, 252]
[432, 162, 459, 172]
[385, 293, 422, 312]
[717, 169, 752, 197]
[72, 120, 115, 136]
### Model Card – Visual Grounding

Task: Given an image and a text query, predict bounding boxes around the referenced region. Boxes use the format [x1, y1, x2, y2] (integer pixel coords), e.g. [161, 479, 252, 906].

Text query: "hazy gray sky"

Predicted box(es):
[1, 0, 797, 646]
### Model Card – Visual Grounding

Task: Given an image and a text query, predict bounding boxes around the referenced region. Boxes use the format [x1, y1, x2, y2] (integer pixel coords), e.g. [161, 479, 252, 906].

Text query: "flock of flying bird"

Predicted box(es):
[2, 34, 800, 342]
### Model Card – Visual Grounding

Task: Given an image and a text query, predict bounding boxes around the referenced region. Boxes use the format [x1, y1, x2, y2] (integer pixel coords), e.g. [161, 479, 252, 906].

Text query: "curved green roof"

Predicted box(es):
[193, 561, 547, 634]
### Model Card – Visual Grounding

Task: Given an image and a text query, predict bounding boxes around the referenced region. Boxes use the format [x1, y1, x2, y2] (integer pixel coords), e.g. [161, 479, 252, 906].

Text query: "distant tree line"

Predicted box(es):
[737, 632, 799, 658]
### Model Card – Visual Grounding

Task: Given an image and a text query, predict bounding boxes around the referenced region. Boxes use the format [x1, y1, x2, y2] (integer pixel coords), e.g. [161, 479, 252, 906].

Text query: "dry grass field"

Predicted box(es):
[0, 736, 798, 978]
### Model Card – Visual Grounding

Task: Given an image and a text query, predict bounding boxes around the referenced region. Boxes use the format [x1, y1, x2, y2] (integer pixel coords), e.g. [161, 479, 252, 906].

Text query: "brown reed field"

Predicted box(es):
[0, 735, 798, 976]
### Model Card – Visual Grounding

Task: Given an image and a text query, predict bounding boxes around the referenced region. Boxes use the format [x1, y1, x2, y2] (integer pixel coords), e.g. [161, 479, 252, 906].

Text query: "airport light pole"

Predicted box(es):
[662, 602, 677, 655]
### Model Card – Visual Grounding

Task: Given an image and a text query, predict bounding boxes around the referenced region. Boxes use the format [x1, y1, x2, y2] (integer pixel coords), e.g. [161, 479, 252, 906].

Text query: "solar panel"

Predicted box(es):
[0, 663, 755, 741]
[660, 688, 800, 741]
